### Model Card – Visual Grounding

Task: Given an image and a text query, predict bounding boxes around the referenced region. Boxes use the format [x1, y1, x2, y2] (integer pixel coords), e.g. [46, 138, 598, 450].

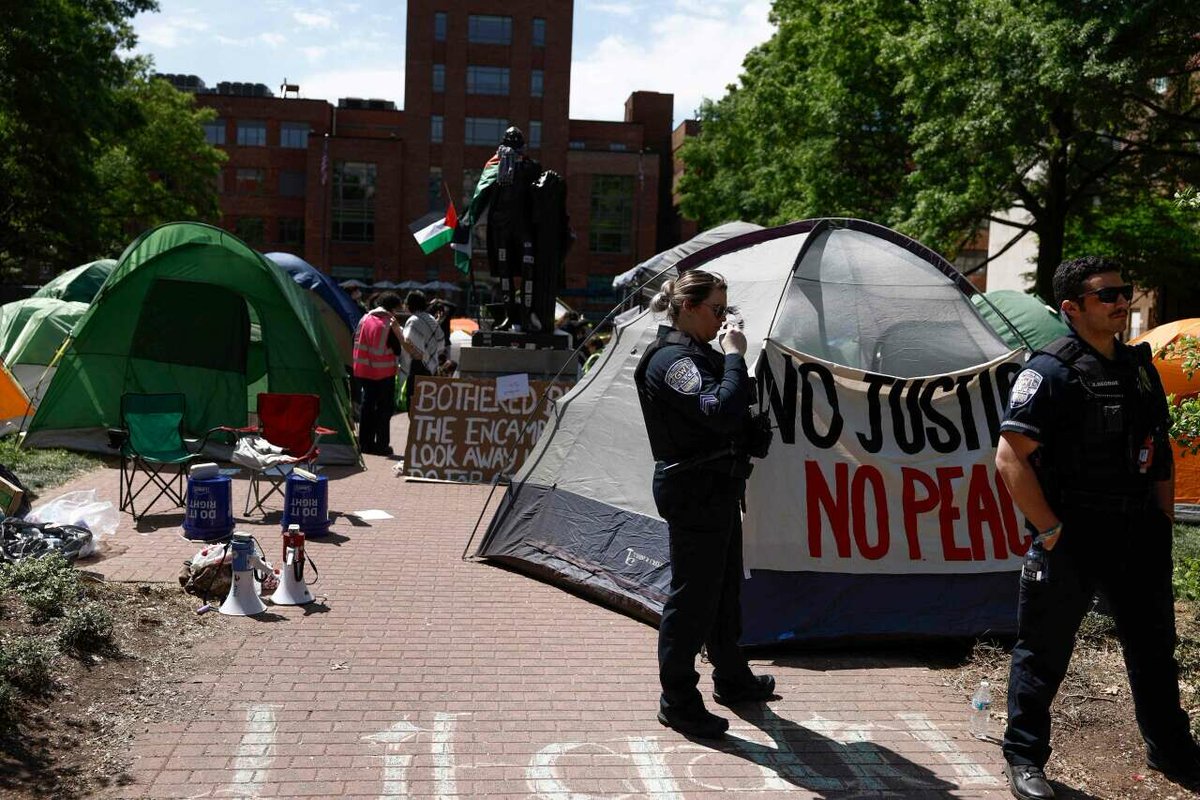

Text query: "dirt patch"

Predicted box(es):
[942, 603, 1200, 799]
[0, 578, 230, 800]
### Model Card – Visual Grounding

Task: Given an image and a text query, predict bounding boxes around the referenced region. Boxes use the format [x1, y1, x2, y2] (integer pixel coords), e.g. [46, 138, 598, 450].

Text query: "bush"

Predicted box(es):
[1175, 524, 1200, 601]
[0, 677, 14, 728]
[0, 552, 83, 622]
[58, 601, 114, 654]
[0, 634, 55, 694]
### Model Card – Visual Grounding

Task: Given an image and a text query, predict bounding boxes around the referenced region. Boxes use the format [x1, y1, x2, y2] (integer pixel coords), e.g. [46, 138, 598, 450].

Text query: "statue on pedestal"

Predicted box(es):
[454, 126, 571, 332]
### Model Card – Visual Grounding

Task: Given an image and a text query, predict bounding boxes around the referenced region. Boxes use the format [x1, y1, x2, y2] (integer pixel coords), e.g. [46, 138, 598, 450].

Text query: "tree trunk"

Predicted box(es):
[1034, 127, 1070, 304]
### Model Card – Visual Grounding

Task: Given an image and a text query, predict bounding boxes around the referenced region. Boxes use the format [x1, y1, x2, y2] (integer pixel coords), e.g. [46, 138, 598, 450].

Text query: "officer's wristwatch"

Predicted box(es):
[1033, 522, 1062, 546]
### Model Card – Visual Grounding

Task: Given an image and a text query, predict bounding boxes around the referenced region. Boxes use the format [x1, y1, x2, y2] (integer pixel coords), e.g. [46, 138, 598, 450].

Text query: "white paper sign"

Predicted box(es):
[495, 373, 530, 403]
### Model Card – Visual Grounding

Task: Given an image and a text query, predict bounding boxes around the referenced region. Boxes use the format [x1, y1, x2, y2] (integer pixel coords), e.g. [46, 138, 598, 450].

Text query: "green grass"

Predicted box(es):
[0, 437, 105, 499]
[1174, 522, 1200, 600]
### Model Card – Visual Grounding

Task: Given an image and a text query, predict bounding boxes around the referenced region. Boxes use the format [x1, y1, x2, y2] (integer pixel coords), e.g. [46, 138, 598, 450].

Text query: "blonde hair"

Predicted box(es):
[650, 270, 727, 324]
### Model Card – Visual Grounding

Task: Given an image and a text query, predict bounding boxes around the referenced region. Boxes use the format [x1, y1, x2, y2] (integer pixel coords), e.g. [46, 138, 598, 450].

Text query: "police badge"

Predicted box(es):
[1010, 369, 1043, 407]
[665, 358, 702, 395]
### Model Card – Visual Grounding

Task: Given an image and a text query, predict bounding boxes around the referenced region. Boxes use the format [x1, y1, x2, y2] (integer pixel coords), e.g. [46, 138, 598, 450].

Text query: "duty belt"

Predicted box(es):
[1061, 488, 1152, 514]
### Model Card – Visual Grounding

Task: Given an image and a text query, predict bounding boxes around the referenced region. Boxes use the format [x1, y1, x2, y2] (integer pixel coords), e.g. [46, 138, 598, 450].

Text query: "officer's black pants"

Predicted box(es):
[1003, 506, 1193, 768]
[357, 375, 395, 454]
[654, 469, 755, 713]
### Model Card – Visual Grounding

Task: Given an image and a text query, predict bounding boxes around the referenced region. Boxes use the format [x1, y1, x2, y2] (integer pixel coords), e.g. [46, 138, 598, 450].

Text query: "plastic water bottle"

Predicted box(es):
[969, 680, 992, 740]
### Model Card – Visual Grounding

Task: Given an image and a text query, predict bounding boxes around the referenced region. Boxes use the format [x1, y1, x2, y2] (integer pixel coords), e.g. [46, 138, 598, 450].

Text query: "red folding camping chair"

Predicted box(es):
[234, 393, 336, 516]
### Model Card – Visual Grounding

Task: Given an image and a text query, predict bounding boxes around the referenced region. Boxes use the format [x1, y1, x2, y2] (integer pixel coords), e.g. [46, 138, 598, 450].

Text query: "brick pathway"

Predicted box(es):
[54, 414, 1014, 799]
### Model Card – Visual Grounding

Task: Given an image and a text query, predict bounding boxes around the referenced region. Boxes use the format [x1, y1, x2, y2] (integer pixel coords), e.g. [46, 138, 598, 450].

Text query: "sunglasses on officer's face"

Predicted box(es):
[1078, 284, 1133, 304]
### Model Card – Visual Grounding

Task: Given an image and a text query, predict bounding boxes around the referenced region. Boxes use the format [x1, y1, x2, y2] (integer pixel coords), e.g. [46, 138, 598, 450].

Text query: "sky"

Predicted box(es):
[131, 0, 775, 129]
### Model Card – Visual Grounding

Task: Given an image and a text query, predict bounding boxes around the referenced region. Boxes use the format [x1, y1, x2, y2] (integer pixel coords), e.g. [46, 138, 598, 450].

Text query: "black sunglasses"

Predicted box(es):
[1079, 284, 1133, 304]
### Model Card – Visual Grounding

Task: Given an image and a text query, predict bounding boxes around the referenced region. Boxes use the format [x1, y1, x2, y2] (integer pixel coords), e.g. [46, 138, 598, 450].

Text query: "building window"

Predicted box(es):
[462, 168, 482, 206]
[532, 18, 545, 47]
[332, 265, 373, 281]
[332, 161, 376, 243]
[531, 70, 544, 98]
[235, 217, 264, 246]
[569, 141, 586, 150]
[428, 166, 443, 212]
[589, 175, 634, 254]
[467, 66, 510, 96]
[432, 64, 445, 93]
[279, 169, 306, 197]
[431, 115, 444, 144]
[434, 11, 447, 41]
[236, 120, 267, 146]
[235, 168, 265, 195]
[203, 118, 226, 145]
[609, 142, 628, 152]
[465, 117, 508, 146]
[278, 217, 304, 246]
[529, 120, 542, 150]
[468, 14, 511, 45]
[279, 122, 309, 148]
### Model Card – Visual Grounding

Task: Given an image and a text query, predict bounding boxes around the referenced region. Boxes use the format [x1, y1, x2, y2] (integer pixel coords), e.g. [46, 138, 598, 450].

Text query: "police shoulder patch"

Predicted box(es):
[664, 357, 702, 395]
[1009, 369, 1043, 408]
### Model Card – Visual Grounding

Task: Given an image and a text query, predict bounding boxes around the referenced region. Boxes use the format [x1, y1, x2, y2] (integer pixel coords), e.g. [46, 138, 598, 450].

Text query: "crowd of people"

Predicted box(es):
[349, 289, 457, 457]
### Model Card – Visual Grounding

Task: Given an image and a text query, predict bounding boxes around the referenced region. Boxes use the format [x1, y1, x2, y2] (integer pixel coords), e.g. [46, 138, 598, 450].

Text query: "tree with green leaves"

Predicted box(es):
[679, 0, 1200, 301]
[92, 71, 226, 255]
[1, 1, 224, 281]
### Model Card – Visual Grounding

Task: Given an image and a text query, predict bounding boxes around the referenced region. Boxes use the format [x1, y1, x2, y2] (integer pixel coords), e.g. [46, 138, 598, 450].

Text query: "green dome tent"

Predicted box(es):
[24, 222, 359, 464]
[970, 289, 1069, 352]
[33, 259, 116, 303]
[0, 297, 89, 405]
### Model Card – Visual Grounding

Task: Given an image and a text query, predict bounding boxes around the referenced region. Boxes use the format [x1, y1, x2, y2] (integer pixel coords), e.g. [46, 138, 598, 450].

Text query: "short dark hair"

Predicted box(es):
[375, 291, 403, 311]
[405, 290, 428, 312]
[1053, 256, 1123, 307]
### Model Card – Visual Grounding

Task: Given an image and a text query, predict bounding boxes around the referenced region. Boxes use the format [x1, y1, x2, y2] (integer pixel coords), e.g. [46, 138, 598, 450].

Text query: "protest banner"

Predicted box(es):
[403, 375, 571, 483]
[744, 340, 1028, 574]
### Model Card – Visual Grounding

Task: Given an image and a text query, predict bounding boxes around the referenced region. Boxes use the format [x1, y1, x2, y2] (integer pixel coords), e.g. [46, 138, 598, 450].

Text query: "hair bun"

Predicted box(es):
[650, 280, 674, 313]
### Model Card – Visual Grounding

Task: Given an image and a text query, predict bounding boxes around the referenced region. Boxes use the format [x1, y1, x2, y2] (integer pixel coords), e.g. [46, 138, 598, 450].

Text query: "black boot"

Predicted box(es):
[1004, 763, 1055, 800]
[712, 673, 777, 706]
[657, 705, 728, 739]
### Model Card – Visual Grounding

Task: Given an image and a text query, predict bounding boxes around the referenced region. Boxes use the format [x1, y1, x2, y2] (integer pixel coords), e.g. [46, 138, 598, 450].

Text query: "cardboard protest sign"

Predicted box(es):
[744, 340, 1028, 574]
[403, 375, 572, 483]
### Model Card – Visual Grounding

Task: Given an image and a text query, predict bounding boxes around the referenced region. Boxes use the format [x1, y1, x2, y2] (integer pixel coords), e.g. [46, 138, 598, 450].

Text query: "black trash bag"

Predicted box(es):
[0, 517, 93, 563]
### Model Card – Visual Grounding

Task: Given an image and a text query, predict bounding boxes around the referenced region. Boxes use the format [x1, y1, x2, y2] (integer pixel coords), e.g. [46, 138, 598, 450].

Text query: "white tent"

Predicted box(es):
[476, 219, 1028, 643]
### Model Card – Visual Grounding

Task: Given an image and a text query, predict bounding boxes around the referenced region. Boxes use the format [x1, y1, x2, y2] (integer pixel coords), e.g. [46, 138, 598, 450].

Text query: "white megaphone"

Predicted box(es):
[219, 532, 272, 616]
[271, 524, 314, 605]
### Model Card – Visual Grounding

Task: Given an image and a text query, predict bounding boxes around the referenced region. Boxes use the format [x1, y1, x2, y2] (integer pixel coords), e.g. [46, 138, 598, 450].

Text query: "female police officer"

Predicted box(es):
[634, 269, 775, 739]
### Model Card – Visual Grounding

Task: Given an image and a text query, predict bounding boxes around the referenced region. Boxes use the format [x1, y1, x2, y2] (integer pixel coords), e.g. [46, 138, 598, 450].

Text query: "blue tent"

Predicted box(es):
[264, 253, 363, 334]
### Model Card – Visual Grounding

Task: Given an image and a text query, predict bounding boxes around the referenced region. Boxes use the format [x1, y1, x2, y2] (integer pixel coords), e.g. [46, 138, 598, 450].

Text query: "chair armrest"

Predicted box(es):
[106, 428, 129, 450]
[314, 426, 336, 436]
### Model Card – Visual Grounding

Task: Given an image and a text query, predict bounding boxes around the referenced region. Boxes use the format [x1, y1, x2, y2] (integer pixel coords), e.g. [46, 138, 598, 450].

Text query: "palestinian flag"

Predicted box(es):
[454, 155, 500, 274]
[409, 200, 457, 254]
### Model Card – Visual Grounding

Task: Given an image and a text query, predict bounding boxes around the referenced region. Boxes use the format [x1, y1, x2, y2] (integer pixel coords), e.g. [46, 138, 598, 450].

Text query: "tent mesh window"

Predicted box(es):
[771, 228, 1009, 377]
[131, 279, 250, 372]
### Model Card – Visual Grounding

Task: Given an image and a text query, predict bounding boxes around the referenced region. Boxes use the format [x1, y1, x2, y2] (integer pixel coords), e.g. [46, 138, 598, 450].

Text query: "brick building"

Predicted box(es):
[166, 0, 688, 315]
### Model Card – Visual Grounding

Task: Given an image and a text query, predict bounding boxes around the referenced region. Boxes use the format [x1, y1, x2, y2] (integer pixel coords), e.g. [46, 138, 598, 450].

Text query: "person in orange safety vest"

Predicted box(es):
[353, 291, 407, 456]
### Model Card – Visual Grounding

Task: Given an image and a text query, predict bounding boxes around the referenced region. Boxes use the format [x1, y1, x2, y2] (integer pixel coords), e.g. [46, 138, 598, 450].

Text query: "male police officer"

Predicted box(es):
[996, 256, 1200, 799]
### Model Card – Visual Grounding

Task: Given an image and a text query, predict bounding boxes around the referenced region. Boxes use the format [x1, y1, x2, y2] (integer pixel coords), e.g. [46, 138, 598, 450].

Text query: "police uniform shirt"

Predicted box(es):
[1000, 331, 1171, 486]
[638, 325, 751, 463]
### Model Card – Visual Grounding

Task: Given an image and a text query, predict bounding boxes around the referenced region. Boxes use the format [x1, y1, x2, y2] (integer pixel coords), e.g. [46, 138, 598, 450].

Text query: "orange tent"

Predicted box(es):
[449, 317, 479, 334]
[0, 360, 32, 437]
[1130, 319, 1200, 503]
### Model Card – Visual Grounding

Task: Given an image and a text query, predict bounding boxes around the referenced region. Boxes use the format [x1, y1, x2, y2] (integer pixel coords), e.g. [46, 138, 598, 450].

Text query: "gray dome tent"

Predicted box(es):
[475, 219, 1026, 643]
